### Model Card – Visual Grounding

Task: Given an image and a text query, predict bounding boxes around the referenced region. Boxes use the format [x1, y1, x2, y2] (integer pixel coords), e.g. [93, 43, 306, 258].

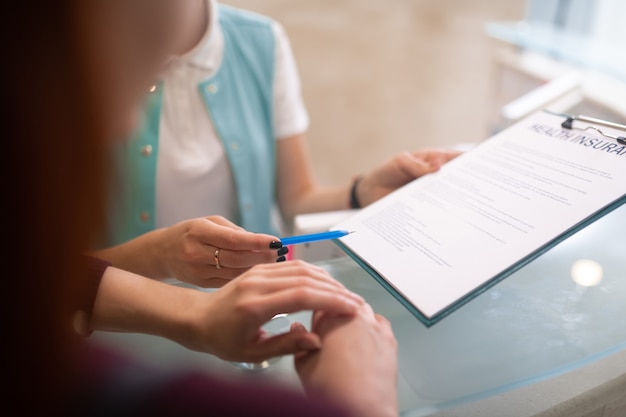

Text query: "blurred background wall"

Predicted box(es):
[223, 0, 526, 184]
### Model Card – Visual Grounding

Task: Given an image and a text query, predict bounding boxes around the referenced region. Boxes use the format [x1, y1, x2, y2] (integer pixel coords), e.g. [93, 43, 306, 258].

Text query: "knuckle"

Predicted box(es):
[289, 259, 315, 273]
[179, 242, 197, 262]
[393, 154, 406, 164]
[290, 286, 314, 302]
[292, 275, 315, 288]
[235, 275, 261, 292]
[222, 229, 243, 248]
[186, 218, 204, 233]
[234, 299, 261, 318]
[288, 259, 307, 267]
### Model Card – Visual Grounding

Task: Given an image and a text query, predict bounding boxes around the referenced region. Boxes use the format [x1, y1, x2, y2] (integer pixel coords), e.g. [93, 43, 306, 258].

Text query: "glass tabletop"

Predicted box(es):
[91, 202, 625, 416]
[324, 201, 626, 416]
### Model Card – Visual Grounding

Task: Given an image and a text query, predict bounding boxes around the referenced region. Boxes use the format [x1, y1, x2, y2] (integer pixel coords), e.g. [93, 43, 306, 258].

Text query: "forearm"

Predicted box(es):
[279, 182, 353, 222]
[90, 228, 171, 279]
[277, 135, 358, 222]
[89, 266, 204, 349]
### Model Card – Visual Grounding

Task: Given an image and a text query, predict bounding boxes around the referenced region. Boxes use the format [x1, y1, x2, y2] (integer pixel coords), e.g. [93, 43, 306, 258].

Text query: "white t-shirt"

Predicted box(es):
[155, 0, 309, 229]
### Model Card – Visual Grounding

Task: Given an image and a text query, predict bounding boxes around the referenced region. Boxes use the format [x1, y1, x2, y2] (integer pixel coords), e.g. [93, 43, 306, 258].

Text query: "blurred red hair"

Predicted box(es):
[2, 1, 108, 412]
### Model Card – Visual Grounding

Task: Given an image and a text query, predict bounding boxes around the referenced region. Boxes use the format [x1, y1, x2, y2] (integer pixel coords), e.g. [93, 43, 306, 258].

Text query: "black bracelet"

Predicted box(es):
[349, 177, 362, 209]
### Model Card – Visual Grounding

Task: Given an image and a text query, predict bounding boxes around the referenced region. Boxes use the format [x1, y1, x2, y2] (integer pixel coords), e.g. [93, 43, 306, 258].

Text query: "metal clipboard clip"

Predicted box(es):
[543, 109, 626, 145]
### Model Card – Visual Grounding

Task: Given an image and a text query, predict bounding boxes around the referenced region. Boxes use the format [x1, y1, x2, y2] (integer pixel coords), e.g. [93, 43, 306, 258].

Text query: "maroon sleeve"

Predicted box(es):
[142, 372, 354, 417]
[75, 342, 354, 417]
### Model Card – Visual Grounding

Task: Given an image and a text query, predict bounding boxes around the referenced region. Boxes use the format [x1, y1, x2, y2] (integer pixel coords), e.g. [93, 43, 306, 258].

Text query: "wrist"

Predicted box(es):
[162, 286, 214, 353]
[349, 176, 363, 209]
[148, 227, 176, 279]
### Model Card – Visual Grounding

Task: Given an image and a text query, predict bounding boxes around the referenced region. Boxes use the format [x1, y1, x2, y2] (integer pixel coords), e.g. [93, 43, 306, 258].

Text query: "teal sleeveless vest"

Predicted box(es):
[105, 5, 277, 246]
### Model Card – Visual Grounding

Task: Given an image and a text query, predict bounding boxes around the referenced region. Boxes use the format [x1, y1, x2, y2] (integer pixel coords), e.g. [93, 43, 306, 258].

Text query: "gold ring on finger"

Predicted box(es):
[214, 248, 222, 270]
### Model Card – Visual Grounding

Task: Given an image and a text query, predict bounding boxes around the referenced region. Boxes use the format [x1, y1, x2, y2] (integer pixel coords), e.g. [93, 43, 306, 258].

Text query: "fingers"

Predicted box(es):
[232, 275, 360, 309]
[244, 324, 322, 362]
[412, 149, 462, 168]
[247, 261, 348, 290]
[396, 149, 462, 178]
[310, 302, 388, 337]
[203, 215, 246, 231]
[290, 321, 308, 334]
[250, 285, 363, 318]
[190, 256, 327, 287]
[224, 261, 364, 319]
[207, 245, 285, 270]
[395, 151, 431, 178]
[191, 261, 332, 288]
[174, 247, 292, 288]
[195, 218, 280, 251]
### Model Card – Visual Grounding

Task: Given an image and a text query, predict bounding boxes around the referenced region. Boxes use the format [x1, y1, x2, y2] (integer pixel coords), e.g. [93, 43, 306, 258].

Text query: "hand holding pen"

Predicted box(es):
[130, 215, 289, 288]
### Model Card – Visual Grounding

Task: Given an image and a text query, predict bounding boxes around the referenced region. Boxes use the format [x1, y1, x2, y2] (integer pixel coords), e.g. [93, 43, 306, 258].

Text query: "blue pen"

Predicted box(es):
[280, 230, 354, 246]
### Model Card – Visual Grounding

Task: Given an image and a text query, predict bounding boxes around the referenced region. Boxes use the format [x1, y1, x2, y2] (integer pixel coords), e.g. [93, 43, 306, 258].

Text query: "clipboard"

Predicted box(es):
[333, 109, 626, 327]
[544, 109, 626, 144]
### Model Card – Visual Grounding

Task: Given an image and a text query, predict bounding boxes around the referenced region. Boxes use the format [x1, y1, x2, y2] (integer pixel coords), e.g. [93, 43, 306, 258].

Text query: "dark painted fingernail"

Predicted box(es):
[276, 255, 286, 262]
[269, 241, 283, 249]
[277, 246, 289, 256]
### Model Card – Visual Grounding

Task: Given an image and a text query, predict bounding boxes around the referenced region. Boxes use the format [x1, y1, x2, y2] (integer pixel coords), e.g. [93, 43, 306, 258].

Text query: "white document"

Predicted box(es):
[334, 110, 626, 325]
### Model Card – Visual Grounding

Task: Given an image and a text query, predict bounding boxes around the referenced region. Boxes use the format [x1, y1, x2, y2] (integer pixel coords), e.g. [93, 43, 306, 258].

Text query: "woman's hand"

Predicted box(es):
[156, 215, 285, 287]
[294, 303, 398, 417]
[186, 260, 365, 362]
[357, 148, 462, 206]
[93, 215, 285, 287]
